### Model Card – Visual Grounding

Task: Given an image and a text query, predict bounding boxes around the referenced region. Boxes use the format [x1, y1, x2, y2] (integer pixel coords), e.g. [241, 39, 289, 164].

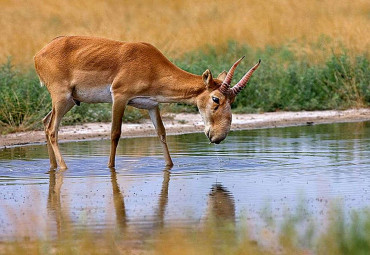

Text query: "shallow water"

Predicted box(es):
[0, 121, 369, 240]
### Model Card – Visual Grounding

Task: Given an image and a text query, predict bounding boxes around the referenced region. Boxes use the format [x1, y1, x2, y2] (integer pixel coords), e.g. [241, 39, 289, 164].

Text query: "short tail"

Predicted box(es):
[39, 78, 45, 87]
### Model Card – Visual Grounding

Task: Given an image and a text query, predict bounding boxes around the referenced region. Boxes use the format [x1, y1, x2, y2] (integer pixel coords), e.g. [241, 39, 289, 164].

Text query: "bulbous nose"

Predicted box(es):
[210, 136, 223, 144]
[205, 128, 225, 144]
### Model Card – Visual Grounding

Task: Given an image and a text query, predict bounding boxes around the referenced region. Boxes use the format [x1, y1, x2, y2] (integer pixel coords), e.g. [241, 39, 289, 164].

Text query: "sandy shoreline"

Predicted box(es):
[1, 108, 369, 148]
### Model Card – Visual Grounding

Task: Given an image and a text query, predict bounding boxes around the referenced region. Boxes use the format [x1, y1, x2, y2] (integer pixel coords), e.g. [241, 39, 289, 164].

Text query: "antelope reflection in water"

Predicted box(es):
[47, 168, 235, 240]
[110, 169, 127, 232]
[47, 168, 171, 237]
[47, 170, 70, 237]
[204, 183, 236, 248]
[153, 169, 170, 229]
[110, 168, 171, 234]
[206, 184, 235, 224]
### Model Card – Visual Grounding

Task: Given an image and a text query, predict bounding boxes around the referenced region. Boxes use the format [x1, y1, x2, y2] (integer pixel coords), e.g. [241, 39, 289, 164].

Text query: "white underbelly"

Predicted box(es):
[73, 85, 158, 109]
[73, 85, 113, 103]
[128, 97, 158, 109]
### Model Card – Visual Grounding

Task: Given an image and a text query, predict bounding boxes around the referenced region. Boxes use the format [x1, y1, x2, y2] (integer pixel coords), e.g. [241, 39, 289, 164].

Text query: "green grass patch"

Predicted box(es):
[174, 41, 369, 113]
[0, 42, 368, 133]
[0, 59, 50, 133]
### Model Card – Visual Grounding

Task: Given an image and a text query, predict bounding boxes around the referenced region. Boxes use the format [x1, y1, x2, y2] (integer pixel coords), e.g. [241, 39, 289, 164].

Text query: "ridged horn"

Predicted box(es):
[218, 56, 245, 94]
[231, 59, 261, 96]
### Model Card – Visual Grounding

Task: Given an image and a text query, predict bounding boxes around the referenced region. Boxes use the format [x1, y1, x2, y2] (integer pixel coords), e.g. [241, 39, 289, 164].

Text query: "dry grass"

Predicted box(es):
[0, 0, 369, 65]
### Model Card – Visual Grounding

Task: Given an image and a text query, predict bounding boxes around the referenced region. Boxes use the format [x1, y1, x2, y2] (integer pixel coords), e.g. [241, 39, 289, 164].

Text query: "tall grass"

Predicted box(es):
[0, 60, 50, 133]
[0, 0, 368, 65]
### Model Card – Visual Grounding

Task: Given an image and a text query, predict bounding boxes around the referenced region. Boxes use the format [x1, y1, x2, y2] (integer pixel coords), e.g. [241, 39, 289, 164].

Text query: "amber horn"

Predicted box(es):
[231, 59, 261, 96]
[218, 56, 245, 94]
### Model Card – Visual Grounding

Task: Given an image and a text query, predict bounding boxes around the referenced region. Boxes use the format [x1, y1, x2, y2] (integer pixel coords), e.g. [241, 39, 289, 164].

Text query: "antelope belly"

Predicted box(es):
[128, 97, 158, 109]
[73, 85, 113, 103]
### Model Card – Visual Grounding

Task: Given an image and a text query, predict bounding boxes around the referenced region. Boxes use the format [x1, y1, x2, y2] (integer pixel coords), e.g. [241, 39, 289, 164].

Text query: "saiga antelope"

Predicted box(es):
[34, 36, 260, 170]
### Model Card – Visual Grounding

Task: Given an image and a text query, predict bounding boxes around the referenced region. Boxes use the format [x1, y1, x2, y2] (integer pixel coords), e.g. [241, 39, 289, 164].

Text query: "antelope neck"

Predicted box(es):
[154, 68, 206, 105]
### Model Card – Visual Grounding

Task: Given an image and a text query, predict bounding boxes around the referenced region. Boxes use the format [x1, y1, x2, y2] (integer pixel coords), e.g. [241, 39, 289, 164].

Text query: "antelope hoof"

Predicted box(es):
[59, 165, 68, 170]
[166, 161, 174, 168]
[49, 164, 58, 171]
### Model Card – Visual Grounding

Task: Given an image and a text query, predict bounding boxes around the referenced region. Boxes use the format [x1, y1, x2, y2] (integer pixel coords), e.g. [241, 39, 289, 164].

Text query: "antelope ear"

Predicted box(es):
[217, 71, 227, 81]
[202, 69, 214, 88]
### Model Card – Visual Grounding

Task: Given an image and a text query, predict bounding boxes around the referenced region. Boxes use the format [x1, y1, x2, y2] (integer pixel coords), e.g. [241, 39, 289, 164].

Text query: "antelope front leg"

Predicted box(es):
[108, 96, 128, 168]
[148, 106, 174, 167]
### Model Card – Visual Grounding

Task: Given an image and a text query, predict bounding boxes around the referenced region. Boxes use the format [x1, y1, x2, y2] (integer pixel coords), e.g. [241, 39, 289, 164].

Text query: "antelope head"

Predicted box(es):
[197, 57, 261, 144]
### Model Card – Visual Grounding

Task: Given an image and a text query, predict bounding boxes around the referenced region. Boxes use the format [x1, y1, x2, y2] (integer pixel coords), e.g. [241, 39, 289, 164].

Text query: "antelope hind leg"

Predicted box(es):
[46, 99, 74, 170]
[43, 110, 57, 169]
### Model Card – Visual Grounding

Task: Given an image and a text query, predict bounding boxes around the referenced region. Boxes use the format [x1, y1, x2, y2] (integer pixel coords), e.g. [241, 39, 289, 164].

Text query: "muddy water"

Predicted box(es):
[0, 121, 369, 240]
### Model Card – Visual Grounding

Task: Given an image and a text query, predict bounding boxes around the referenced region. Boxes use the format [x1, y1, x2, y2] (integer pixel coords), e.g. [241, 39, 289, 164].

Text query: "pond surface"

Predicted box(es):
[0, 121, 369, 240]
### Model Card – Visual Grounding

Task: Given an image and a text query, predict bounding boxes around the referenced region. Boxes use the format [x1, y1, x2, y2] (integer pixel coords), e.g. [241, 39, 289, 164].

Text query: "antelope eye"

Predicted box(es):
[212, 96, 220, 104]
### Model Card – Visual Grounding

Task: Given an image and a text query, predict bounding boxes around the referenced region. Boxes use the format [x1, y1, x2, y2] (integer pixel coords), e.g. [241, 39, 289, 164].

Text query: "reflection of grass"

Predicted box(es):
[2, 205, 370, 254]
[0, 0, 368, 65]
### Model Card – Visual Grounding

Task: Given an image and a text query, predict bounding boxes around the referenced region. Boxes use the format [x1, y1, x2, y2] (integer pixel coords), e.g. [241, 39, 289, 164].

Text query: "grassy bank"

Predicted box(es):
[0, 43, 368, 134]
[2, 204, 370, 254]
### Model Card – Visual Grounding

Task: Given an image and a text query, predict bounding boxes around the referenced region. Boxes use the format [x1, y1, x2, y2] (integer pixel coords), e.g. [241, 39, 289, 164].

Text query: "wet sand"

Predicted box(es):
[1, 108, 369, 148]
